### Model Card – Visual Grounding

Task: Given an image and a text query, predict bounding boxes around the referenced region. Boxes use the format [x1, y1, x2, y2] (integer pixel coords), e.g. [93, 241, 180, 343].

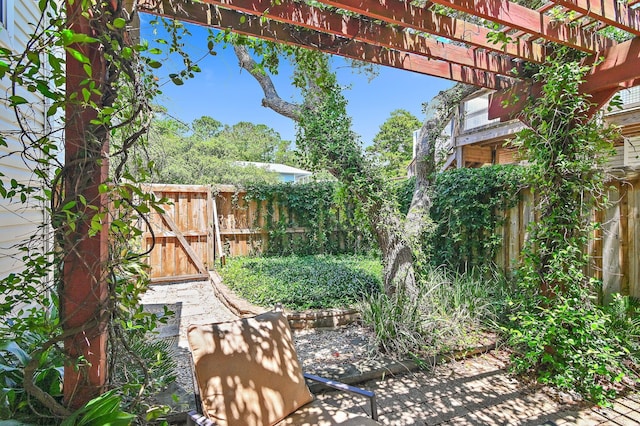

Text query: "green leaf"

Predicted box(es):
[113, 18, 127, 29]
[65, 47, 91, 64]
[83, 63, 93, 77]
[0, 60, 9, 78]
[121, 47, 132, 59]
[62, 200, 77, 211]
[9, 95, 28, 106]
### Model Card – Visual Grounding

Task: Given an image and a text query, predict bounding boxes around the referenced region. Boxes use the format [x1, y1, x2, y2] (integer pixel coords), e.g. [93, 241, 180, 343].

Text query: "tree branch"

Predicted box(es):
[233, 45, 301, 121]
[405, 83, 477, 241]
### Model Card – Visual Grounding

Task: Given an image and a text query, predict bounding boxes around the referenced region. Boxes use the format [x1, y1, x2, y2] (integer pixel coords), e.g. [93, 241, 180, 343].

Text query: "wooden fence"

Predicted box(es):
[214, 184, 268, 257]
[213, 185, 354, 256]
[142, 181, 640, 298]
[496, 176, 640, 298]
[143, 184, 213, 283]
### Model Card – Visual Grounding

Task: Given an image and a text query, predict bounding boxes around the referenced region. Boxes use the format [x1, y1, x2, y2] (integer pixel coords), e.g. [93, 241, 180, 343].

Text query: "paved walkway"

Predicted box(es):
[315, 352, 640, 425]
[141, 280, 639, 425]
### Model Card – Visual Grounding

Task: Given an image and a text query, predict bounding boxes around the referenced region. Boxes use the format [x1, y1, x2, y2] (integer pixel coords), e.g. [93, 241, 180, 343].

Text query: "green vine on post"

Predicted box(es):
[0, 2, 202, 421]
[505, 47, 636, 405]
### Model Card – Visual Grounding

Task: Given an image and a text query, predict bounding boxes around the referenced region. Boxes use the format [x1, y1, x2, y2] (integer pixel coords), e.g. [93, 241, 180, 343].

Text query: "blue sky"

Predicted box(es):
[141, 14, 454, 146]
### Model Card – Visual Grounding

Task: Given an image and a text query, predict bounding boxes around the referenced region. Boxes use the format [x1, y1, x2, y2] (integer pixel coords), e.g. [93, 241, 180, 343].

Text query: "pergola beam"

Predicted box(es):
[428, 0, 612, 52]
[581, 37, 640, 93]
[200, 0, 521, 76]
[488, 37, 640, 120]
[553, 0, 640, 36]
[139, 0, 518, 89]
[315, 0, 546, 62]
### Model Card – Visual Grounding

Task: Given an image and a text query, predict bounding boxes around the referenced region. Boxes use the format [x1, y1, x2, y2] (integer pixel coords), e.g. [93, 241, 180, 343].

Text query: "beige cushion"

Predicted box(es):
[187, 311, 314, 426]
[276, 400, 380, 425]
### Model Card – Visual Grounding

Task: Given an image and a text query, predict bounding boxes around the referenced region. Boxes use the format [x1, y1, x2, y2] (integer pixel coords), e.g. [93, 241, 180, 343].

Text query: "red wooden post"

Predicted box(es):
[62, 2, 109, 408]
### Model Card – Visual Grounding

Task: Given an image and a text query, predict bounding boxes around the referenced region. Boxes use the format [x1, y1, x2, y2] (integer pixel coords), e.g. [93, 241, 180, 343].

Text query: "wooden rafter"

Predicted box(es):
[315, 0, 546, 62]
[139, 0, 517, 89]
[136, 0, 640, 104]
[428, 0, 612, 52]
[553, 0, 640, 36]
[488, 36, 640, 120]
[199, 0, 522, 76]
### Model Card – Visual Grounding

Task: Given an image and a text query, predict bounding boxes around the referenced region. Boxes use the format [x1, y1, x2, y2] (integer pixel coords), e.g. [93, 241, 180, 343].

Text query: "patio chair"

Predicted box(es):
[186, 310, 379, 426]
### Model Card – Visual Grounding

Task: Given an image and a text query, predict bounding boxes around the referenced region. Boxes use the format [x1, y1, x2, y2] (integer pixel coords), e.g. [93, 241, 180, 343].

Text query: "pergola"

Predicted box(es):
[63, 0, 640, 407]
[136, 0, 640, 119]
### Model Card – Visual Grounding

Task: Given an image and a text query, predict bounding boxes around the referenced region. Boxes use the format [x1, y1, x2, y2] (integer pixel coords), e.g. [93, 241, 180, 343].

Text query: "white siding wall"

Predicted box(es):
[0, 0, 48, 280]
[462, 92, 499, 131]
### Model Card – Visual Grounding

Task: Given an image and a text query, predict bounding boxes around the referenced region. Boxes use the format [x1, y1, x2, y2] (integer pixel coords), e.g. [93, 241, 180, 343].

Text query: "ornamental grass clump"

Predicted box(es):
[362, 267, 508, 359]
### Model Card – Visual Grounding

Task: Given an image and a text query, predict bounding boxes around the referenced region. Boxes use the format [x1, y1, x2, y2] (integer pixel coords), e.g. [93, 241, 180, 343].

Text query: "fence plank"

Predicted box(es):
[602, 184, 622, 297]
[629, 180, 640, 298]
[620, 183, 630, 296]
[507, 203, 520, 267]
[143, 185, 211, 283]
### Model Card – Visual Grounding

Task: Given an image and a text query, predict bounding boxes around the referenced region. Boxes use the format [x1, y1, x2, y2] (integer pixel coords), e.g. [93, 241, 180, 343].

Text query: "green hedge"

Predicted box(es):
[243, 181, 376, 256]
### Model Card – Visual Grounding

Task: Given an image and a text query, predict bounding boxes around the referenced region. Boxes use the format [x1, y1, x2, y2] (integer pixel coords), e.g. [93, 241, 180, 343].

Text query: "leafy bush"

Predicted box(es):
[426, 165, 525, 271]
[392, 166, 524, 272]
[362, 267, 508, 358]
[219, 255, 382, 310]
[243, 182, 376, 256]
[0, 301, 177, 424]
[109, 336, 178, 419]
[0, 306, 64, 423]
[61, 391, 135, 426]
[504, 294, 639, 405]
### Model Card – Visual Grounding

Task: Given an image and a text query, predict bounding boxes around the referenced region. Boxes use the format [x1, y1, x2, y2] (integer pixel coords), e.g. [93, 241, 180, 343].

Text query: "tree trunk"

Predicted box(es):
[234, 45, 417, 296]
[405, 84, 477, 241]
[370, 201, 416, 296]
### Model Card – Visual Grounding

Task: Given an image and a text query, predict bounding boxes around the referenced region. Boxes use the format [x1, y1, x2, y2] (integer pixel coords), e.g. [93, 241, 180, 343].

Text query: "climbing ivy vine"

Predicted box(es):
[0, 3, 200, 422]
[504, 47, 638, 405]
[243, 181, 375, 256]
[426, 165, 525, 271]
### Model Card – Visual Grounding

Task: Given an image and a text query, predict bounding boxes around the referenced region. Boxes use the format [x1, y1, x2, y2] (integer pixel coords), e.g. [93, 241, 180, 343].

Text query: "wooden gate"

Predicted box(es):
[144, 184, 214, 283]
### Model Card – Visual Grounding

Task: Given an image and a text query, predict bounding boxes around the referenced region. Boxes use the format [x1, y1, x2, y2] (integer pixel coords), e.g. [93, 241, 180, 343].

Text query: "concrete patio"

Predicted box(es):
[140, 280, 639, 425]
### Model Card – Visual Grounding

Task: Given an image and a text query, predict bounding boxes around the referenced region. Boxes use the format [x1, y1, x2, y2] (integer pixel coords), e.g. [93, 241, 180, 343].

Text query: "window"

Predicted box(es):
[0, 0, 13, 47]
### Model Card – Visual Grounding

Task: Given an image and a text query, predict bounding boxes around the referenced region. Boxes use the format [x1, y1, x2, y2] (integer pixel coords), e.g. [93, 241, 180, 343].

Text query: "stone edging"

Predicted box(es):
[287, 309, 360, 329]
[307, 343, 497, 394]
[208, 271, 361, 329]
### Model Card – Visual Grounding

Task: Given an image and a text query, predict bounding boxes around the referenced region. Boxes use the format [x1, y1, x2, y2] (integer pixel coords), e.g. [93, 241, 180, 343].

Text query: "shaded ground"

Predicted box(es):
[141, 279, 639, 425]
[316, 351, 640, 425]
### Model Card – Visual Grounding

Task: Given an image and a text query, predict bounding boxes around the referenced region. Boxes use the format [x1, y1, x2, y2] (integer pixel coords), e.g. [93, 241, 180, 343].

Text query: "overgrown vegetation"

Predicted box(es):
[394, 166, 525, 271]
[362, 267, 508, 358]
[0, 2, 189, 422]
[219, 255, 382, 310]
[242, 181, 375, 256]
[503, 47, 638, 405]
[427, 166, 525, 271]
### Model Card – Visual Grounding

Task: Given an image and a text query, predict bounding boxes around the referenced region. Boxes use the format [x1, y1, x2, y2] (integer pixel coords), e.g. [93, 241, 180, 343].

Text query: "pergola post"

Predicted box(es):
[62, 2, 109, 409]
